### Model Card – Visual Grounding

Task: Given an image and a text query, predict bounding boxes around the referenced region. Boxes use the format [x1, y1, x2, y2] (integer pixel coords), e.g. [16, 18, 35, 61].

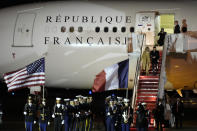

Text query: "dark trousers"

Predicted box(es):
[25, 121, 33, 131]
[152, 61, 158, 75]
[137, 128, 147, 131]
[106, 116, 115, 131]
[156, 120, 163, 131]
[54, 117, 62, 131]
[175, 115, 183, 128]
[64, 116, 70, 131]
[39, 122, 47, 131]
[121, 123, 129, 131]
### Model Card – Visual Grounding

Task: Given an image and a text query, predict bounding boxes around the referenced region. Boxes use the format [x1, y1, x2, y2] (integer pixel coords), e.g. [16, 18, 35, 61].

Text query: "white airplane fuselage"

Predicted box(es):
[0, 1, 197, 89]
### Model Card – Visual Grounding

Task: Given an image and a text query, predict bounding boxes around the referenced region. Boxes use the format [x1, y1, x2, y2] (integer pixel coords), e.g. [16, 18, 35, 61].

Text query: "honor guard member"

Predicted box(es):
[38, 98, 50, 131]
[52, 98, 64, 131]
[115, 97, 123, 131]
[74, 99, 80, 131]
[76, 95, 85, 131]
[105, 98, 117, 131]
[81, 96, 88, 131]
[86, 96, 93, 131]
[69, 100, 76, 131]
[121, 99, 132, 131]
[24, 96, 37, 131]
[63, 98, 70, 131]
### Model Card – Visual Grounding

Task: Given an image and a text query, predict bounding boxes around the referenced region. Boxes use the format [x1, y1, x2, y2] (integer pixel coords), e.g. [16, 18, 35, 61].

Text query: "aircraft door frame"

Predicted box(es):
[135, 12, 156, 46]
[13, 13, 36, 47]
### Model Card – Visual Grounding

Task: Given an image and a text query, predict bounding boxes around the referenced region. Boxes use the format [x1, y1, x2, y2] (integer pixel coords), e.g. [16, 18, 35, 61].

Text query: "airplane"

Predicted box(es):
[0, 0, 197, 94]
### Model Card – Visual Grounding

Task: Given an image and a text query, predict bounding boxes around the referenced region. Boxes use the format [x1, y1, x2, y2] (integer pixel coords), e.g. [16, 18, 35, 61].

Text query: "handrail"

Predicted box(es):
[131, 34, 146, 109]
[157, 34, 171, 100]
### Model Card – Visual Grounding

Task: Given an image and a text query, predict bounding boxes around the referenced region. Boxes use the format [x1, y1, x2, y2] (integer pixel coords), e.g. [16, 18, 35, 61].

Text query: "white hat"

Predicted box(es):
[64, 98, 70, 102]
[142, 102, 147, 106]
[74, 99, 78, 102]
[117, 97, 123, 101]
[83, 96, 87, 99]
[76, 95, 83, 98]
[106, 96, 111, 99]
[56, 97, 61, 101]
[123, 98, 130, 103]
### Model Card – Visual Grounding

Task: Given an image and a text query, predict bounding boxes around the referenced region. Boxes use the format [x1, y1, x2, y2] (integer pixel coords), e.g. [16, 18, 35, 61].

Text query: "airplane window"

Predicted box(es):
[121, 27, 126, 33]
[95, 27, 100, 33]
[130, 27, 135, 32]
[78, 26, 83, 32]
[104, 27, 108, 33]
[113, 27, 117, 33]
[61, 26, 66, 33]
[70, 27, 74, 33]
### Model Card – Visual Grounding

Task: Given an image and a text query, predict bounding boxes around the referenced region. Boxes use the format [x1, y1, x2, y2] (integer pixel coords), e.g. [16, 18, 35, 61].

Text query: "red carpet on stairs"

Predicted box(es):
[130, 51, 162, 130]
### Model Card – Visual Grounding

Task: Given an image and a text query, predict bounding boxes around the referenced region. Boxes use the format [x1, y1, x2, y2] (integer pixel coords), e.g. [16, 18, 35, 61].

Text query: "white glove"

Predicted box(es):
[24, 112, 27, 115]
[34, 121, 36, 124]
[48, 122, 50, 125]
[52, 114, 55, 118]
[61, 120, 64, 125]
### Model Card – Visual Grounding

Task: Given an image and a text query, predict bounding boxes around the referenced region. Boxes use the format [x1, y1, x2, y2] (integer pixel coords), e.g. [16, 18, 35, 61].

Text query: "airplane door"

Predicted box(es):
[13, 13, 36, 47]
[135, 12, 155, 46]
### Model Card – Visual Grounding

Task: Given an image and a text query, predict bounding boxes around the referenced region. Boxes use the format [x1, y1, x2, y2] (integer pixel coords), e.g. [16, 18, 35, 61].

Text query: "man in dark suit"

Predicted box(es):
[158, 28, 167, 46]
[172, 98, 184, 129]
[174, 20, 181, 34]
[150, 46, 160, 75]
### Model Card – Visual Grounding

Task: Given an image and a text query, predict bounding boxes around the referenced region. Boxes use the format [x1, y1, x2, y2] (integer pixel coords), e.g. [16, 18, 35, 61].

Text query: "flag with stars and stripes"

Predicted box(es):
[3, 58, 45, 92]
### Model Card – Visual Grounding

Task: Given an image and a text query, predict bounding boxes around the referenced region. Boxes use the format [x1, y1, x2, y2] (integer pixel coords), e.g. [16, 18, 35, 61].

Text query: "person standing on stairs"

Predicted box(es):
[150, 46, 160, 75]
[158, 28, 167, 46]
[136, 103, 149, 131]
[154, 100, 164, 131]
[142, 47, 151, 76]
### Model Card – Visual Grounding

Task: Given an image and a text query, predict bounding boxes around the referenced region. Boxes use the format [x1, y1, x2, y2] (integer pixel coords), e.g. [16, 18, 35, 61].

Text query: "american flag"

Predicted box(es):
[3, 58, 45, 92]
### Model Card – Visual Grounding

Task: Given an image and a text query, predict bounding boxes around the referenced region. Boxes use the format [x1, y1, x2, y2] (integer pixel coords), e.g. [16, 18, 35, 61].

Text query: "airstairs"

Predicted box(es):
[130, 35, 170, 130]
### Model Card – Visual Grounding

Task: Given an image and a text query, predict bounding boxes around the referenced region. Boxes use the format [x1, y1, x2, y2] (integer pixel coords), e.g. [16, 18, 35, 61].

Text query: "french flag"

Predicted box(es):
[92, 59, 129, 92]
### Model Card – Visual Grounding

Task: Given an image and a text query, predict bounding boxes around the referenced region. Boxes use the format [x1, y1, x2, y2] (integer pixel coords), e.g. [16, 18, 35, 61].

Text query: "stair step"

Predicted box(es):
[139, 84, 158, 87]
[138, 87, 158, 90]
[138, 89, 158, 93]
[139, 76, 159, 79]
[138, 91, 157, 95]
[137, 93, 157, 96]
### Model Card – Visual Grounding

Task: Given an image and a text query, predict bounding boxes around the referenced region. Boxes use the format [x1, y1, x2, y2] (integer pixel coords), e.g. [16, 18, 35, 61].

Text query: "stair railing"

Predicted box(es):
[157, 34, 171, 100]
[131, 33, 146, 109]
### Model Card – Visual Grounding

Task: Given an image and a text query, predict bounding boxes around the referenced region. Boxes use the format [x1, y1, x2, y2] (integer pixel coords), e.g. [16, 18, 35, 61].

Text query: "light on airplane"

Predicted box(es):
[89, 90, 92, 95]
[12, 92, 15, 96]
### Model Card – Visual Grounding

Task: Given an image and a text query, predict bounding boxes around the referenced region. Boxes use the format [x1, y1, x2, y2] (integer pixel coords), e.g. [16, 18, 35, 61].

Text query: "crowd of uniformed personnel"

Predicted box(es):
[104, 96, 133, 131]
[23, 95, 93, 131]
[23, 95, 133, 131]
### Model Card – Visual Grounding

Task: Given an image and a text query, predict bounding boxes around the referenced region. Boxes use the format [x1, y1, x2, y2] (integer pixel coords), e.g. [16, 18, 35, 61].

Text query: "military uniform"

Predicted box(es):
[52, 98, 63, 131]
[74, 99, 80, 131]
[38, 99, 50, 131]
[85, 97, 93, 131]
[105, 100, 117, 131]
[24, 96, 37, 131]
[69, 100, 76, 131]
[115, 97, 123, 131]
[121, 99, 132, 131]
[63, 99, 70, 131]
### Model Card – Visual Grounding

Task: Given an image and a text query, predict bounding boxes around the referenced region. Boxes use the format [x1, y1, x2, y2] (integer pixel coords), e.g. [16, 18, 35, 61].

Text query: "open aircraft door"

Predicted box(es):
[135, 12, 156, 46]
